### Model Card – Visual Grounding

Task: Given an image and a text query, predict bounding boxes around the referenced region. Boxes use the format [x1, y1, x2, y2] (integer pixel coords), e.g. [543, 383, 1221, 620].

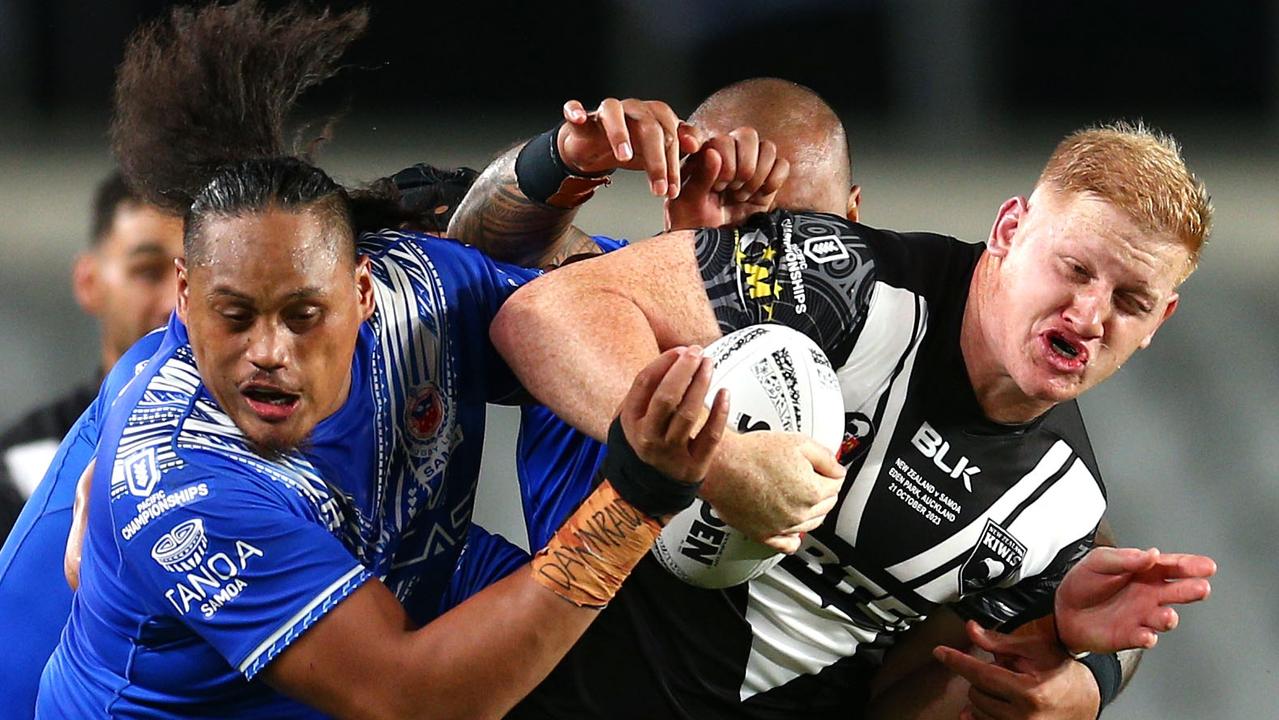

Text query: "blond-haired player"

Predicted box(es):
[483, 119, 1217, 719]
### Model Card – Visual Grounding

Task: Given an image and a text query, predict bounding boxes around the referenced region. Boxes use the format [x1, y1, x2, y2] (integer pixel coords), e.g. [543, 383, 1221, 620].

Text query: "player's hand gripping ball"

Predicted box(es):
[651, 325, 844, 588]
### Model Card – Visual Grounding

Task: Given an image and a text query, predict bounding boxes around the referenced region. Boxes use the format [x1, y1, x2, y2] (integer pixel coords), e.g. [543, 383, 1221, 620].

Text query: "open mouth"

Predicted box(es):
[1043, 331, 1088, 369]
[1049, 334, 1079, 359]
[241, 385, 301, 422]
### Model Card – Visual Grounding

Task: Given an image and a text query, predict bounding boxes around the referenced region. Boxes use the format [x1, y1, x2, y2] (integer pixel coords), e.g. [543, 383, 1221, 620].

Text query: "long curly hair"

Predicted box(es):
[110, 0, 435, 261]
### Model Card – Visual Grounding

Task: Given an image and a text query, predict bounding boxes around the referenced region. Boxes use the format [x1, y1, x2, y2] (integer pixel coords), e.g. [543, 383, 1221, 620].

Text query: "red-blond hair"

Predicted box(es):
[1037, 121, 1212, 279]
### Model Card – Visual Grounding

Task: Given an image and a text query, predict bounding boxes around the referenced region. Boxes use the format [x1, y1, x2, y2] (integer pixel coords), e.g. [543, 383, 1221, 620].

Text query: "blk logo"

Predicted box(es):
[910, 421, 981, 491]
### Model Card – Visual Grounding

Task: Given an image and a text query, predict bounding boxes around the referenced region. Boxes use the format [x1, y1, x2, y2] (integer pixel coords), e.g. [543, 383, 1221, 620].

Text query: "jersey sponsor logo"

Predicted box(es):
[910, 421, 982, 491]
[121, 482, 210, 540]
[959, 519, 1027, 595]
[735, 228, 781, 320]
[162, 539, 265, 618]
[406, 384, 444, 442]
[125, 448, 161, 497]
[785, 533, 920, 632]
[802, 235, 851, 265]
[151, 518, 209, 572]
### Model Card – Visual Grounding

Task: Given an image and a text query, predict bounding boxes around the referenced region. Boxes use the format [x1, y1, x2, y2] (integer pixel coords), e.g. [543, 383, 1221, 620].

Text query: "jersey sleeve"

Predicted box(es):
[117, 464, 372, 680]
[407, 233, 543, 404]
[952, 528, 1096, 630]
[693, 210, 879, 367]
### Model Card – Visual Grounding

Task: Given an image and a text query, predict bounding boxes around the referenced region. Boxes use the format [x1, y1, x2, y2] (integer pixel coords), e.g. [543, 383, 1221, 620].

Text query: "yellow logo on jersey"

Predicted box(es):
[736, 243, 780, 320]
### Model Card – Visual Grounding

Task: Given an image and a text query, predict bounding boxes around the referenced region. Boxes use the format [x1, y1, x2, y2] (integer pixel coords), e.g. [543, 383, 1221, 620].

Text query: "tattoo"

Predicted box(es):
[448, 142, 597, 269]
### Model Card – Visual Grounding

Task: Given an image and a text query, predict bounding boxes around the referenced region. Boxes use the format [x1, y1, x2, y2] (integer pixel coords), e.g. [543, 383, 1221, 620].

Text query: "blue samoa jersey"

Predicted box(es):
[37, 230, 536, 719]
[0, 329, 165, 720]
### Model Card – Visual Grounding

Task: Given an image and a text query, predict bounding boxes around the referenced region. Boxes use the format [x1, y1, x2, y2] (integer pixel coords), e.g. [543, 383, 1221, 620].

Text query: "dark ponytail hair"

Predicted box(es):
[110, 0, 428, 261]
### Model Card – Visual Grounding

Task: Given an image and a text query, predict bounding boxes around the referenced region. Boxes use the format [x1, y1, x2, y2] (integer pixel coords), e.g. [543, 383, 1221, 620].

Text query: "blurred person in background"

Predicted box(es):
[0, 173, 182, 544]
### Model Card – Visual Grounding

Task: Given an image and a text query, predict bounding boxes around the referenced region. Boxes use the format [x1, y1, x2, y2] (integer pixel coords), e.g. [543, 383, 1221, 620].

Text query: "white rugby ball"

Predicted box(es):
[650, 324, 844, 589]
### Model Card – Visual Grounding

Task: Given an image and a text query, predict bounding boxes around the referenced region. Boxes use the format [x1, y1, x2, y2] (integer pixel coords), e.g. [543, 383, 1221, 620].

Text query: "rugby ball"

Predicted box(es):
[650, 324, 844, 589]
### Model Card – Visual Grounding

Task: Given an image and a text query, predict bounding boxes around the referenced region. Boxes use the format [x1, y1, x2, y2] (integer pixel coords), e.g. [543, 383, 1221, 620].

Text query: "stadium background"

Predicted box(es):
[0, 1, 1273, 716]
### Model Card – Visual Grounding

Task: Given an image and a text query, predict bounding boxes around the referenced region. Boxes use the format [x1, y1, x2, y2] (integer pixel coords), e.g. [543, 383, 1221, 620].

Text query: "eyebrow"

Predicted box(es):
[126, 242, 176, 259]
[208, 286, 327, 302]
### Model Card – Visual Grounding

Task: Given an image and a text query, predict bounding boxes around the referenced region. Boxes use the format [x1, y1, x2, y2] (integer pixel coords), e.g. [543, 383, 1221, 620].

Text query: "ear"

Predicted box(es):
[845, 185, 861, 222]
[1139, 292, 1179, 349]
[985, 196, 1026, 258]
[175, 258, 191, 324]
[72, 252, 101, 315]
[354, 255, 377, 322]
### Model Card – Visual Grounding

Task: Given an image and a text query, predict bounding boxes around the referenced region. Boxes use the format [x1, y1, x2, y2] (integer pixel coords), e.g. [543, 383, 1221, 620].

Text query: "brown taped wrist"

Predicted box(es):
[531, 480, 662, 608]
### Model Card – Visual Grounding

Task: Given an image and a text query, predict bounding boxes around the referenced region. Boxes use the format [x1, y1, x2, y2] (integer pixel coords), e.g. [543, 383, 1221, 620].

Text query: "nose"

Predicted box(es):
[245, 321, 289, 371]
[1063, 286, 1108, 339]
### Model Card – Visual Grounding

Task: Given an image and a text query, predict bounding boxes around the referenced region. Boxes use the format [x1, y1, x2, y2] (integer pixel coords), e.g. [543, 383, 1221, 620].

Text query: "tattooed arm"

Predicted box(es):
[448, 98, 704, 270]
[447, 141, 600, 269]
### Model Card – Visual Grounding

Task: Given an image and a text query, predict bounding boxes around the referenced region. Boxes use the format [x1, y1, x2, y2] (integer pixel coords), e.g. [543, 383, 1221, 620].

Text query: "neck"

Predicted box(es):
[960, 256, 1055, 425]
[101, 342, 120, 377]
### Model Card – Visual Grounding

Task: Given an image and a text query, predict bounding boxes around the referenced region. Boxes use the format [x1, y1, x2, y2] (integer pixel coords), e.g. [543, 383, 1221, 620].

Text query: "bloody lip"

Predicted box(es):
[1040, 331, 1088, 373]
[240, 385, 301, 423]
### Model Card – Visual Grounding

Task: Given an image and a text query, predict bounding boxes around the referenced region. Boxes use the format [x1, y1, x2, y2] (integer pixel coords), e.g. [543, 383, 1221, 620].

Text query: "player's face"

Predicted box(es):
[177, 207, 375, 454]
[984, 189, 1186, 409]
[76, 203, 184, 368]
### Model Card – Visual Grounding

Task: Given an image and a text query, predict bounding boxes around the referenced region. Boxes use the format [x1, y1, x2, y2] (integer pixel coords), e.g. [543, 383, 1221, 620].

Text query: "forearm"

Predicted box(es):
[271, 480, 665, 720]
[447, 141, 597, 269]
[394, 570, 598, 720]
[866, 658, 971, 720]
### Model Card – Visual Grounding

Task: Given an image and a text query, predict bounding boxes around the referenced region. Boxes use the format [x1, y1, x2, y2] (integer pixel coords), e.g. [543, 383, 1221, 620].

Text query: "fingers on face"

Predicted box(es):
[727, 127, 761, 192]
[706, 135, 738, 192]
[735, 140, 777, 201]
[679, 147, 723, 201]
[644, 101, 683, 198]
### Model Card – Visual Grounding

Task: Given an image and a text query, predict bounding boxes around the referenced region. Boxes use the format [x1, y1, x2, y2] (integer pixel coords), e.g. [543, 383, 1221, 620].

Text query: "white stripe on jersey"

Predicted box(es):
[835, 283, 928, 543]
[741, 568, 875, 700]
[1005, 458, 1105, 578]
[885, 441, 1074, 596]
[909, 456, 1100, 602]
[238, 563, 366, 674]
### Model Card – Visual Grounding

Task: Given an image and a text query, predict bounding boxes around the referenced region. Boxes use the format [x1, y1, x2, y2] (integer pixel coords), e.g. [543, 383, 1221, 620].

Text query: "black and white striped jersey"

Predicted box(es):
[514, 210, 1106, 720]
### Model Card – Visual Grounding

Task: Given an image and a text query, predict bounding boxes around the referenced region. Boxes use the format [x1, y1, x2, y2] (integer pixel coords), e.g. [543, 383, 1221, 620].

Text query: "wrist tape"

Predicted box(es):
[514, 124, 612, 208]
[1079, 651, 1122, 716]
[531, 480, 662, 608]
[599, 416, 702, 518]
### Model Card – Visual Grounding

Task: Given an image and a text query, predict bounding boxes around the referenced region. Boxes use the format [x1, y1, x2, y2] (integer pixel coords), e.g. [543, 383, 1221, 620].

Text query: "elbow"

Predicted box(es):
[492, 279, 555, 366]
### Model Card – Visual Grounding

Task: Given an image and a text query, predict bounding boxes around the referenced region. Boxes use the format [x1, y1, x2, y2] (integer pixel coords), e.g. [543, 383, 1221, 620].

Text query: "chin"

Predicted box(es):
[235, 417, 308, 457]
